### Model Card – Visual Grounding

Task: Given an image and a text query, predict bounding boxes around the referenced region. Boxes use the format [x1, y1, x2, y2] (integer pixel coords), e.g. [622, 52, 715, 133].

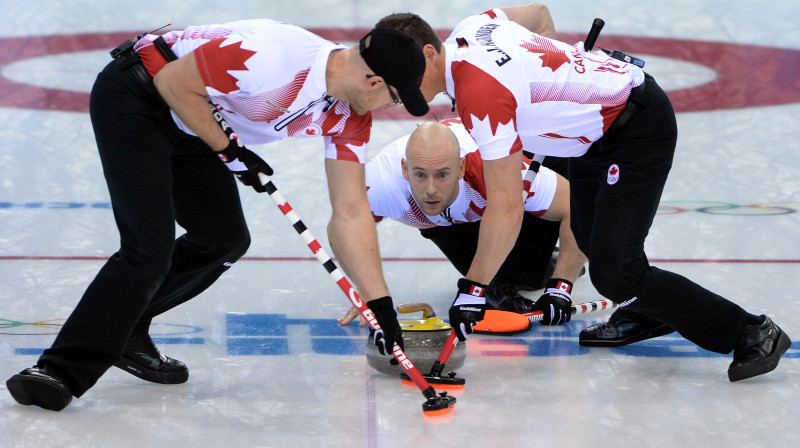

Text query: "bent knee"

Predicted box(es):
[588, 259, 646, 299]
[221, 226, 251, 261]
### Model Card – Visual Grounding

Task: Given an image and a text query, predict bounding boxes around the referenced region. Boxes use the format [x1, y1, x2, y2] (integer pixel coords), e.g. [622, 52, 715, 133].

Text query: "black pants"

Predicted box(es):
[420, 214, 559, 289]
[569, 74, 749, 354]
[420, 157, 568, 290]
[38, 55, 250, 396]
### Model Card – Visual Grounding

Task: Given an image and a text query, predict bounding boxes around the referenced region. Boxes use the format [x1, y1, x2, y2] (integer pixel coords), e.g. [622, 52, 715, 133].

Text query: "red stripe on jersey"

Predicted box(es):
[601, 103, 626, 133]
[467, 200, 486, 219]
[329, 109, 371, 162]
[540, 133, 592, 144]
[441, 118, 464, 127]
[462, 151, 487, 199]
[481, 9, 498, 19]
[137, 45, 169, 77]
[452, 61, 523, 157]
[195, 38, 256, 94]
[334, 147, 360, 162]
[403, 195, 435, 228]
[226, 69, 309, 123]
[462, 152, 490, 219]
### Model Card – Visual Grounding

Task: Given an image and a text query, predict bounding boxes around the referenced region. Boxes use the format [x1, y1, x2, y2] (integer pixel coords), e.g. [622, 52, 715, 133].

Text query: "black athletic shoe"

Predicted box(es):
[579, 308, 675, 347]
[728, 315, 791, 382]
[7, 365, 73, 411]
[485, 279, 537, 313]
[114, 334, 189, 384]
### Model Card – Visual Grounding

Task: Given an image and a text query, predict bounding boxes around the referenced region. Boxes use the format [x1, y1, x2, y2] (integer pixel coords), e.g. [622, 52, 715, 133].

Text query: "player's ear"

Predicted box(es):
[364, 74, 384, 90]
[423, 43, 440, 63]
[401, 158, 410, 180]
[457, 157, 465, 179]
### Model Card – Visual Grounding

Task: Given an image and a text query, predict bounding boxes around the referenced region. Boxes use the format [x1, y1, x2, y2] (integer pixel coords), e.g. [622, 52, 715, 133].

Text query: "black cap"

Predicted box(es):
[359, 27, 429, 117]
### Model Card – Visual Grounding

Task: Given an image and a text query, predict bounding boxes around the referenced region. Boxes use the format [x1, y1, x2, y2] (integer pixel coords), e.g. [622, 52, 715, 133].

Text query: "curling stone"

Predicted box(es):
[366, 302, 466, 375]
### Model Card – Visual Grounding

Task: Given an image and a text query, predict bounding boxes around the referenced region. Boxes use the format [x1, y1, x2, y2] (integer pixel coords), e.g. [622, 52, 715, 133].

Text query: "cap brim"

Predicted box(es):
[397, 85, 429, 117]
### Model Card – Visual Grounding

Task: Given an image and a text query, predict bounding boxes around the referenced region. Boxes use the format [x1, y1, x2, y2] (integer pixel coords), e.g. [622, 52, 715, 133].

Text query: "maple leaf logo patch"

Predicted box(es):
[607, 164, 620, 185]
[300, 124, 322, 137]
[519, 40, 569, 72]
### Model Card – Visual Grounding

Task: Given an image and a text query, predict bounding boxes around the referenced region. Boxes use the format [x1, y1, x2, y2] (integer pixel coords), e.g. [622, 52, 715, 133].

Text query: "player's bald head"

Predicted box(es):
[405, 122, 460, 165]
[402, 122, 464, 216]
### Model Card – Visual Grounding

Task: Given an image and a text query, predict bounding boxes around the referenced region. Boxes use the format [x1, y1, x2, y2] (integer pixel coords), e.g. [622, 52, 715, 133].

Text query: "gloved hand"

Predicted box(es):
[449, 278, 488, 341]
[217, 137, 274, 192]
[366, 296, 404, 363]
[534, 278, 573, 325]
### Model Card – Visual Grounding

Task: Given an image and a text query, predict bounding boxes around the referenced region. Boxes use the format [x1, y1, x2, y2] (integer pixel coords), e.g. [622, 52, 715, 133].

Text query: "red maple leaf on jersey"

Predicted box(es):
[195, 37, 257, 94]
[519, 41, 569, 72]
[321, 105, 346, 135]
[609, 166, 618, 175]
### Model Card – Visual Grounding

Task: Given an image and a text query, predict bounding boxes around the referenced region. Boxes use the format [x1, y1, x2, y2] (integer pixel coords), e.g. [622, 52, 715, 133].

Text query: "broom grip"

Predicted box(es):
[523, 298, 617, 322]
[584, 18, 605, 52]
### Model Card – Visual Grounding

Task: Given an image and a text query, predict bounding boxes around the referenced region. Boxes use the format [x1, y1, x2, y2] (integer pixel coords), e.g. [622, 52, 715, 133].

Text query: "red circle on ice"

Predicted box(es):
[0, 30, 798, 116]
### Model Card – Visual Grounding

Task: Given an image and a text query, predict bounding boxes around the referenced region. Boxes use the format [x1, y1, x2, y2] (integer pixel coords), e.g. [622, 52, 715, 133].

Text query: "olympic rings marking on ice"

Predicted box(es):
[0, 318, 65, 335]
[657, 201, 800, 216]
[0, 319, 203, 336]
[0, 319, 24, 329]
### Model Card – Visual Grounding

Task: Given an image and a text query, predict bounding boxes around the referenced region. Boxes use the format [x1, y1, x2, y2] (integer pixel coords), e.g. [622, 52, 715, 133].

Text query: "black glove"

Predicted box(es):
[534, 278, 573, 325]
[449, 278, 487, 341]
[217, 138, 273, 193]
[366, 296, 404, 363]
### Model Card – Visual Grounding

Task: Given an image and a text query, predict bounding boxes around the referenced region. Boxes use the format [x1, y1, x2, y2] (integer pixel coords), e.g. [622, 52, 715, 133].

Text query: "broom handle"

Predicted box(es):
[430, 298, 617, 374]
[255, 172, 438, 400]
[524, 298, 617, 322]
[428, 331, 459, 378]
[584, 18, 605, 52]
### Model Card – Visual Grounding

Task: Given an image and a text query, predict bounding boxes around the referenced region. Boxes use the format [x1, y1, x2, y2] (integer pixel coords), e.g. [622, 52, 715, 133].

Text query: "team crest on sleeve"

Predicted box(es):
[607, 164, 620, 185]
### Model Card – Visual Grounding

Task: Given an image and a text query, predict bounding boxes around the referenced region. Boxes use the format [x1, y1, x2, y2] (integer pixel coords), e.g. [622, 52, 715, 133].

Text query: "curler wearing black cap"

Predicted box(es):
[359, 27, 429, 117]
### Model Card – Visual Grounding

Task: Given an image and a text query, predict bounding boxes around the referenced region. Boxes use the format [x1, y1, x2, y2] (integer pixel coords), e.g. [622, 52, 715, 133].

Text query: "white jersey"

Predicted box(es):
[366, 119, 557, 229]
[444, 9, 645, 159]
[134, 19, 371, 162]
